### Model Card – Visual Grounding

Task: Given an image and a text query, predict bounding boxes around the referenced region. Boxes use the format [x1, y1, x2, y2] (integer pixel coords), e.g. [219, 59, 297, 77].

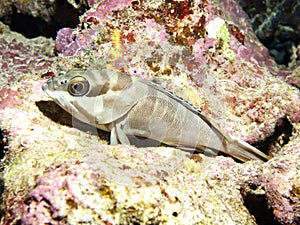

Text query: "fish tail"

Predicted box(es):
[224, 138, 270, 162]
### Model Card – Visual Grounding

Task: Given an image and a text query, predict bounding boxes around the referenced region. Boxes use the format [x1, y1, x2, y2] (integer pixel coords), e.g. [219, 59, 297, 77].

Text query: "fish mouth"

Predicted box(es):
[42, 81, 81, 118]
[42, 81, 63, 106]
[42, 82, 49, 93]
[42, 82, 56, 100]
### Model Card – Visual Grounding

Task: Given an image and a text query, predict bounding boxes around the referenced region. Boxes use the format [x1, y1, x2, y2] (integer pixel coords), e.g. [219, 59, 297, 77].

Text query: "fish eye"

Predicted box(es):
[68, 76, 90, 96]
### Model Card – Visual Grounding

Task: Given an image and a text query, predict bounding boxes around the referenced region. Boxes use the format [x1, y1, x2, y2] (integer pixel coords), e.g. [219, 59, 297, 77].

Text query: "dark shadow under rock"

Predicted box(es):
[36, 100, 110, 142]
[0, 128, 7, 160]
[254, 117, 293, 156]
[244, 192, 281, 225]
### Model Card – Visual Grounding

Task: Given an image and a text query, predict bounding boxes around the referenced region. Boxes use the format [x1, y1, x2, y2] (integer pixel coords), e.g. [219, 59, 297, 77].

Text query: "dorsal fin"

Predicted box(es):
[137, 77, 202, 114]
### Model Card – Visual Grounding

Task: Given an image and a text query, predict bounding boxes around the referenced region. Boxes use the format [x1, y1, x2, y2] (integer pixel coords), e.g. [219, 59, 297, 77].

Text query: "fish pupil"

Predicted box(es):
[74, 83, 83, 92]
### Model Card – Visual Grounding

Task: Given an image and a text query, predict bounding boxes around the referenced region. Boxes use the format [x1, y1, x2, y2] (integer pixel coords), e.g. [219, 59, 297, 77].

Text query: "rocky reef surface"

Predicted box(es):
[0, 0, 299, 224]
[0, 0, 86, 38]
[236, 0, 300, 66]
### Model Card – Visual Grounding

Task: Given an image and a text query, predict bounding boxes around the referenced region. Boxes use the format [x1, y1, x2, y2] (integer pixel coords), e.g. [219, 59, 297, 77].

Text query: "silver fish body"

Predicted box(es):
[42, 69, 269, 162]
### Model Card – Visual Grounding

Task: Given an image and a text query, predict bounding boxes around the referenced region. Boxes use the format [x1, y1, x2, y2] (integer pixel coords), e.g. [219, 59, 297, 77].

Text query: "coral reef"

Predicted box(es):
[0, 0, 299, 224]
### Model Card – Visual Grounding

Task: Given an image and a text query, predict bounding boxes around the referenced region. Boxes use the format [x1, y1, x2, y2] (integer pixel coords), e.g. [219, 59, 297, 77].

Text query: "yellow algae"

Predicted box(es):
[216, 24, 235, 61]
[207, 18, 235, 61]
[109, 29, 123, 61]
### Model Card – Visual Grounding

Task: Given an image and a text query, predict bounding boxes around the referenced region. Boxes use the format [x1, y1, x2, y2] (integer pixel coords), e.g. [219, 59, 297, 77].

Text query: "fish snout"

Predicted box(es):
[42, 80, 56, 99]
[42, 82, 49, 92]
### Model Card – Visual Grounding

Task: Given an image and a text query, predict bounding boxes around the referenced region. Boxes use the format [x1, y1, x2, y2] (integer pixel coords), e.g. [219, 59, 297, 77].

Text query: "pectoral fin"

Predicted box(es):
[110, 126, 119, 145]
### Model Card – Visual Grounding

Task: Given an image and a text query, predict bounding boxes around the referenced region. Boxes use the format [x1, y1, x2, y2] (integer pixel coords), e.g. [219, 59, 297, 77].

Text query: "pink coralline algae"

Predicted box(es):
[55, 27, 98, 56]
[54, 28, 74, 54]
[0, 88, 23, 110]
[85, 0, 135, 20]
[254, 149, 300, 225]
[21, 163, 99, 224]
[0, 22, 55, 90]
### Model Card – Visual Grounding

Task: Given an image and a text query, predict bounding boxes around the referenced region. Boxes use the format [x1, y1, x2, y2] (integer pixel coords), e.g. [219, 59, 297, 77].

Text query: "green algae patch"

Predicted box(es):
[216, 24, 235, 61]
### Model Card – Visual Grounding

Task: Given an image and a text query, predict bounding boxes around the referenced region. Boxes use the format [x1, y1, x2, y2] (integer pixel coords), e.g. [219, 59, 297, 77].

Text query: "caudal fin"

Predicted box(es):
[225, 137, 270, 162]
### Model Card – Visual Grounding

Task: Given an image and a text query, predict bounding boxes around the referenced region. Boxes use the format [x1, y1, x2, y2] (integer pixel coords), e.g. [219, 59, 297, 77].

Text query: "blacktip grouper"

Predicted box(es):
[42, 69, 269, 162]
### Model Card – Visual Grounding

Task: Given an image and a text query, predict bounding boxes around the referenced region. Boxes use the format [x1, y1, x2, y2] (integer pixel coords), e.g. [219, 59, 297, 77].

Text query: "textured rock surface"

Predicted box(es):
[235, 0, 300, 89]
[0, 0, 299, 224]
[0, 22, 55, 90]
[0, 0, 86, 38]
[0, 0, 57, 22]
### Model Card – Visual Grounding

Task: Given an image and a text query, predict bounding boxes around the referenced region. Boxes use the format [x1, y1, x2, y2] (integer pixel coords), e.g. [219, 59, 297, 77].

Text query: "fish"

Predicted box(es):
[42, 69, 270, 162]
